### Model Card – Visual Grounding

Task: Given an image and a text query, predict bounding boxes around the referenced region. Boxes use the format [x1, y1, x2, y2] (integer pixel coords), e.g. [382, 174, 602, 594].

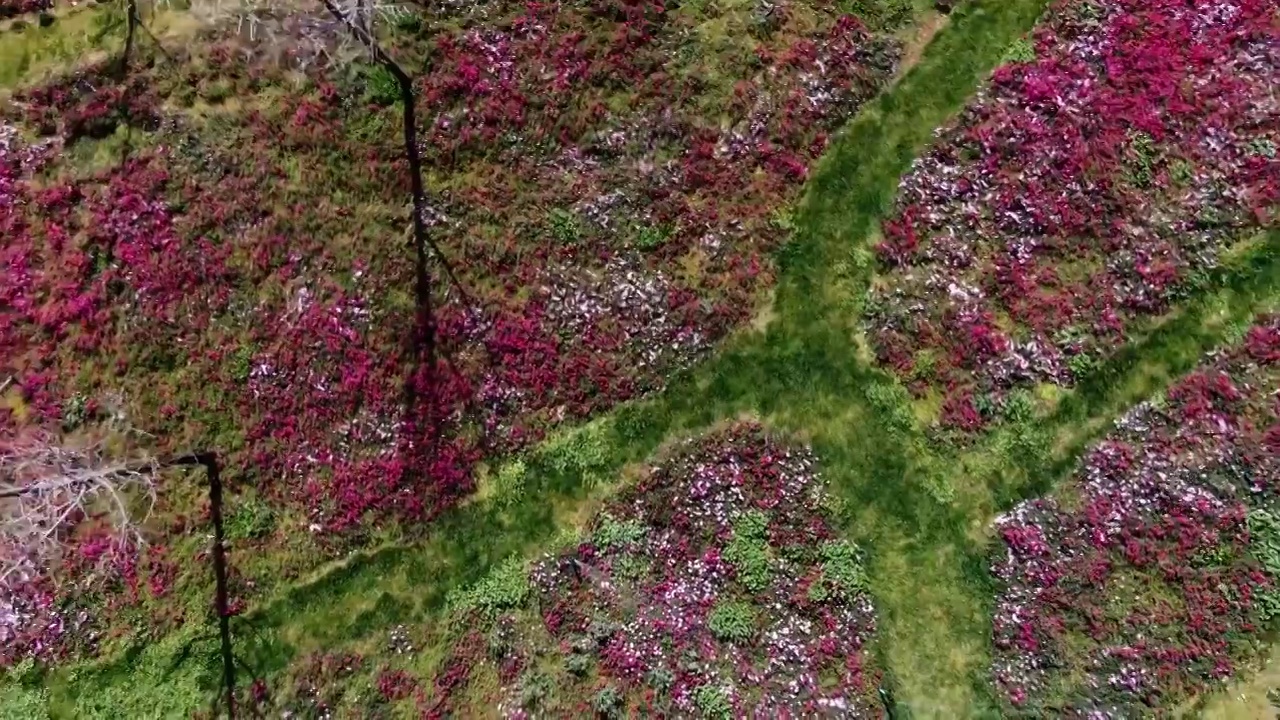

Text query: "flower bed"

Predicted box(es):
[0, 0, 905, 668]
[867, 0, 1279, 431]
[400, 424, 885, 717]
[989, 315, 1280, 713]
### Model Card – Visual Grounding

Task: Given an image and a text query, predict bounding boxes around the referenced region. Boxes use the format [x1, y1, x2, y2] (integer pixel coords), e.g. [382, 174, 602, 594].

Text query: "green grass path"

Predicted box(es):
[28, 0, 1280, 715]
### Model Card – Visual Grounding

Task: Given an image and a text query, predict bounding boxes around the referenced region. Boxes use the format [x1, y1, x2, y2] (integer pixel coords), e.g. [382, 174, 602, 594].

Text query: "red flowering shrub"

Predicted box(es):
[389, 0, 900, 451]
[422, 424, 885, 716]
[990, 315, 1280, 713]
[868, 0, 1279, 431]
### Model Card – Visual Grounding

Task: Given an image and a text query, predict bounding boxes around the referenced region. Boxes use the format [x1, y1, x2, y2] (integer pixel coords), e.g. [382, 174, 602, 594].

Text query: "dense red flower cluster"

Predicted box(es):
[868, 0, 1279, 430]
[990, 315, 1280, 713]
[423, 424, 885, 717]
[0, 0, 49, 18]
[13, 73, 162, 143]
[375, 667, 419, 702]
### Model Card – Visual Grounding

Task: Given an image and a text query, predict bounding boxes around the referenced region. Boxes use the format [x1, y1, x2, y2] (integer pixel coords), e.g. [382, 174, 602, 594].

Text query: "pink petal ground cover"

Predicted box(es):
[990, 315, 1280, 713]
[0, 0, 900, 667]
[868, 0, 1279, 432]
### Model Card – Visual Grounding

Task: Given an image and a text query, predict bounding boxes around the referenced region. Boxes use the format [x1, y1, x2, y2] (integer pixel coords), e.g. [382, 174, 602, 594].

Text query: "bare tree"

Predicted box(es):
[0, 431, 159, 586]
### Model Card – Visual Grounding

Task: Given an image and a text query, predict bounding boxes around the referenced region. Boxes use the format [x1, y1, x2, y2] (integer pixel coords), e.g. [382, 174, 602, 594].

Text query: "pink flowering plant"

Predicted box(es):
[989, 315, 1280, 713]
[867, 0, 1279, 433]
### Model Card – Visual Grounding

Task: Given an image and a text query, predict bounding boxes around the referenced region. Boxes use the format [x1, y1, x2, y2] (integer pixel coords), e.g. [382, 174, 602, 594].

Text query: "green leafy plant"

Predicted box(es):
[446, 555, 529, 617]
[816, 486, 849, 523]
[1068, 351, 1100, 380]
[1001, 38, 1036, 64]
[635, 225, 670, 251]
[614, 553, 650, 580]
[0, 684, 47, 720]
[1249, 508, 1280, 622]
[392, 11, 423, 33]
[707, 600, 755, 642]
[1125, 130, 1159, 187]
[1248, 138, 1277, 159]
[199, 79, 233, 104]
[646, 666, 674, 694]
[592, 686, 623, 717]
[565, 652, 592, 676]
[228, 343, 255, 383]
[1, 659, 47, 720]
[806, 579, 831, 603]
[995, 421, 1050, 469]
[224, 495, 276, 541]
[1169, 158, 1195, 185]
[537, 419, 612, 486]
[692, 684, 733, 719]
[724, 511, 772, 592]
[363, 65, 400, 106]
[588, 615, 620, 644]
[593, 513, 647, 550]
[819, 540, 867, 595]
[493, 458, 528, 506]
[1001, 389, 1035, 423]
[345, 109, 391, 144]
[1074, 0, 1103, 21]
[974, 392, 998, 419]
[921, 466, 957, 506]
[612, 403, 658, 443]
[518, 671, 553, 709]
[864, 381, 914, 435]
[1193, 542, 1234, 568]
[547, 208, 581, 244]
[839, 0, 912, 30]
[60, 392, 88, 431]
[488, 622, 515, 659]
[770, 208, 797, 233]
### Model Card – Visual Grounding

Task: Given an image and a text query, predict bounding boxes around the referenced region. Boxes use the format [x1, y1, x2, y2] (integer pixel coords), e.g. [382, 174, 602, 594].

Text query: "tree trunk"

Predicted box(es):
[318, 0, 440, 452]
[172, 453, 236, 719]
[116, 0, 139, 78]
